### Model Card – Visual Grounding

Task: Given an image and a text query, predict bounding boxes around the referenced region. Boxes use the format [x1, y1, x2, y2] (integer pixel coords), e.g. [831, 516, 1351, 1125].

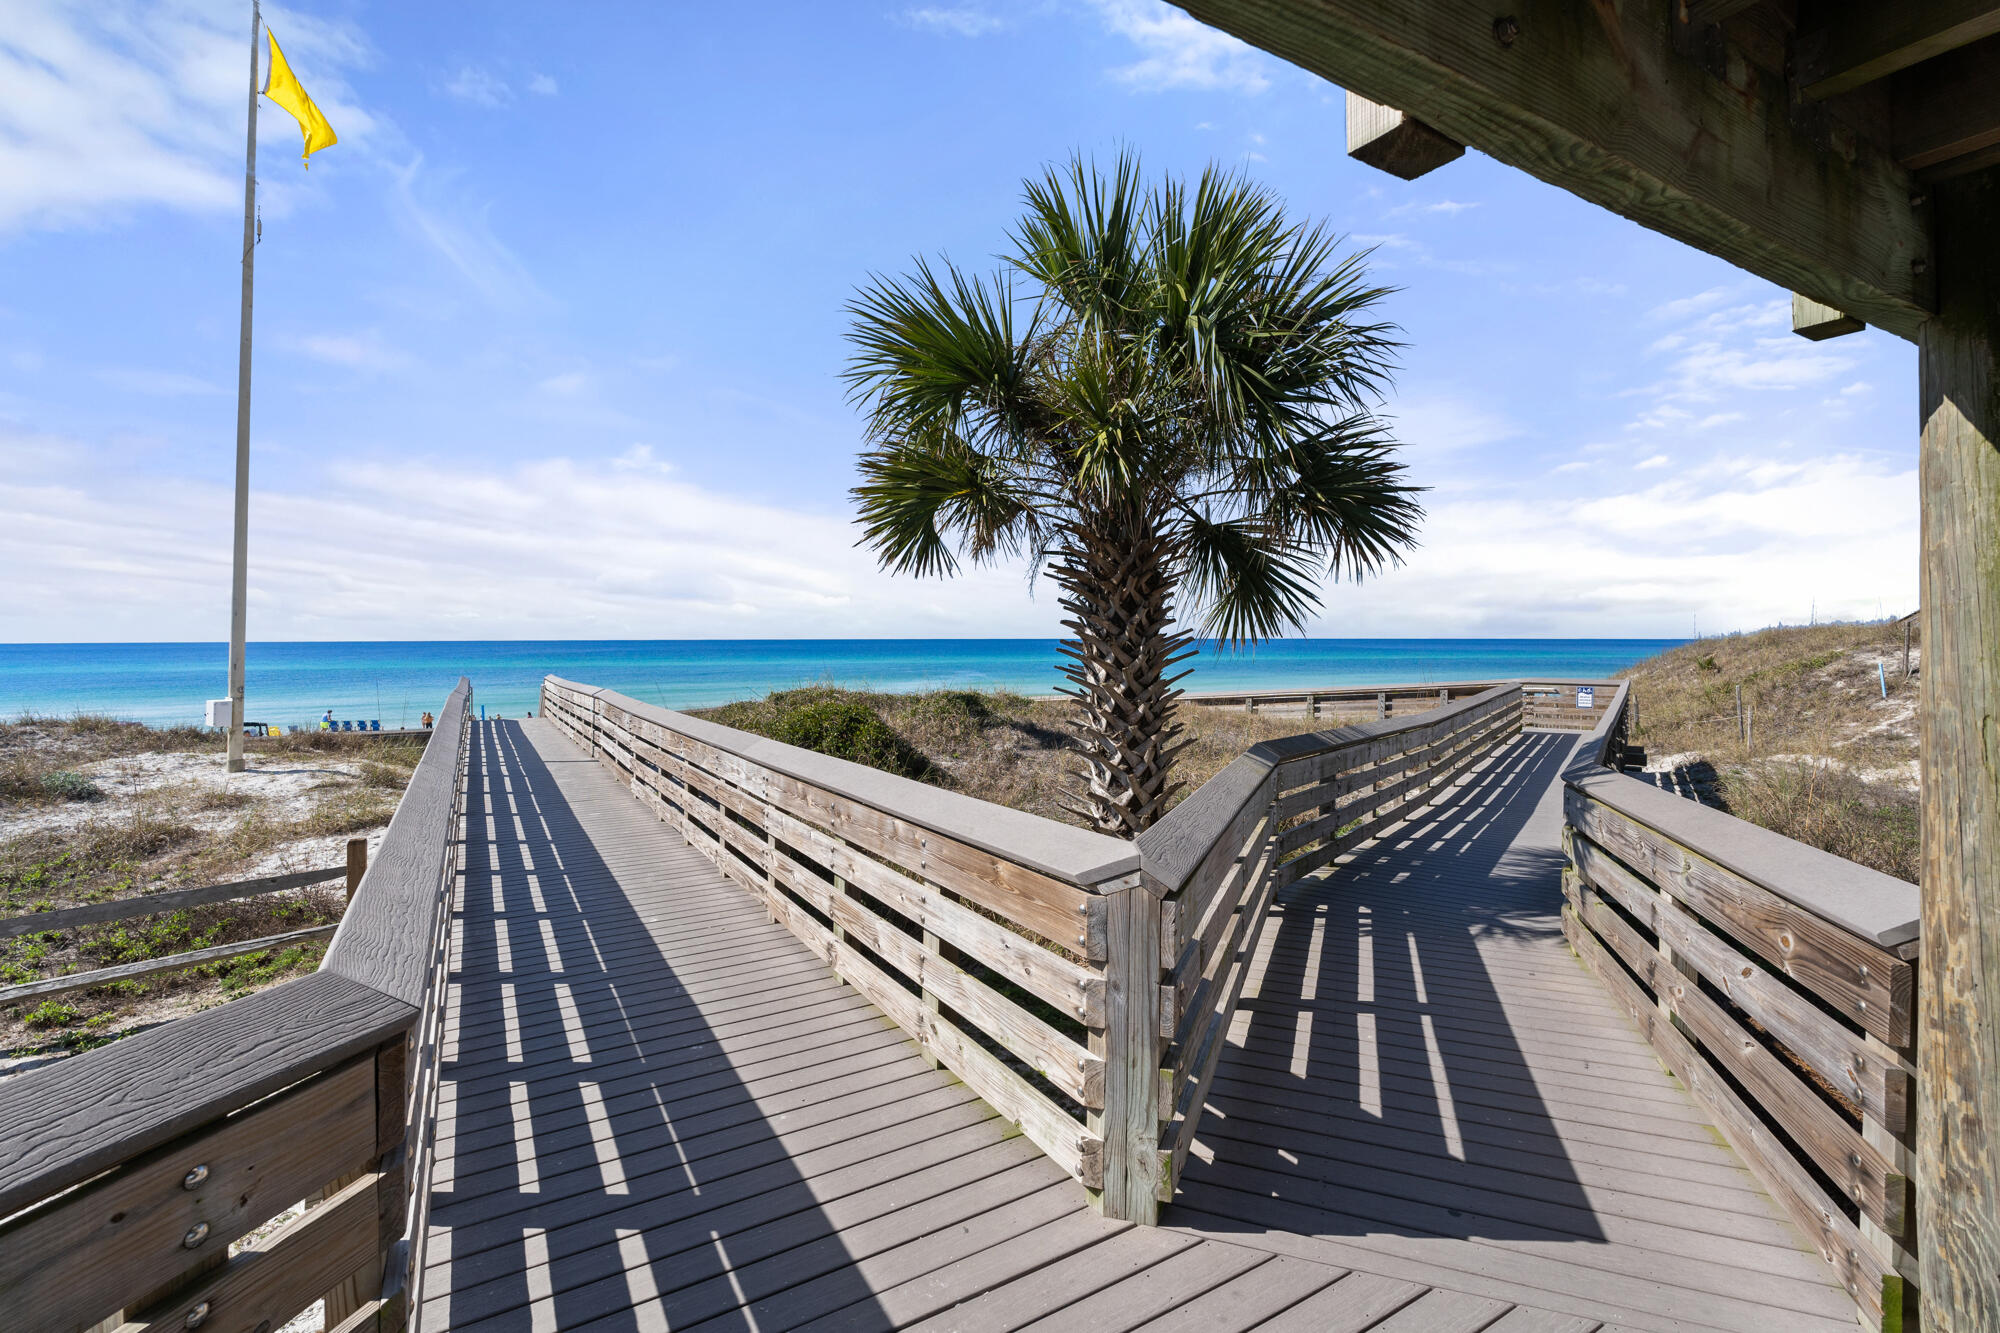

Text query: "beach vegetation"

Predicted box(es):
[769, 697, 939, 780]
[1618, 619, 1921, 881]
[0, 715, 424, 1058]
[38, 771, 103, 802]
[843, 153, 1421, 836]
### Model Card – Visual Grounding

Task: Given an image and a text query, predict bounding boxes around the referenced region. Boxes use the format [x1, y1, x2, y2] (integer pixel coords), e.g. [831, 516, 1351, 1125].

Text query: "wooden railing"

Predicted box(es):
[537, 678, 1163, 1217]
[0, 678, 473, 1333]
[1523, 678, 1620, 731]
[1558, 682, 1921, 1330]
[1181, 678, 1504, 720]
[542, 676, 1528, 1225]
[1139, 682, 1525, 1199]
[0, 861, 363, 1008]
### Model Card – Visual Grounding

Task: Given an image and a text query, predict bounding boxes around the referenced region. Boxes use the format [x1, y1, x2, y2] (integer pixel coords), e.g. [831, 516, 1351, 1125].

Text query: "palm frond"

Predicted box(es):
[842, 258, 1035, 446]
[850, 434, 1035, 577]
[1177, 514, 1324, 646]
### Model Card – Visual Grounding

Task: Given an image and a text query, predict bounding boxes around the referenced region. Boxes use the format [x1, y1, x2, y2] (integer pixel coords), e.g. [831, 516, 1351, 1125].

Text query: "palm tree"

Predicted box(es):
[844, 155, 1424, 837]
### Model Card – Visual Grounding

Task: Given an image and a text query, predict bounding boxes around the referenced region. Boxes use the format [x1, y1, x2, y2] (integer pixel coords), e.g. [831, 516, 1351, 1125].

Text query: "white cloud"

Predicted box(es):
[1385, 199, 1481, 219]
[0, 430, 1067, 641]
[0, 1, 374, 232]
[1087, 0, 1274, 94]
[527, 73, 559, 96]
[537, 371, 591, 396]
[1385, 396, 1521, 455]
[903, 6, 1007, 36]
[389, 155, 544, 310]
[94, 368, 227, 396]
[1302, 452, 1916, 636]
[442, 66, 510, 108]
[1635, 453, 1670, 469]
[288, 332, 406, 374]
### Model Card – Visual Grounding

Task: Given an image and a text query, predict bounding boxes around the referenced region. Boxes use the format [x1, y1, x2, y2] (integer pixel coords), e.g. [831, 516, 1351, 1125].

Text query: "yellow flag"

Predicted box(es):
[264, 29, 337, 167]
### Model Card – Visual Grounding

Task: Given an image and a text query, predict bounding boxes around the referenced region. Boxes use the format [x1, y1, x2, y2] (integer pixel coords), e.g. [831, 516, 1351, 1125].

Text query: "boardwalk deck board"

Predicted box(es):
[417, 719, 1857, 1332]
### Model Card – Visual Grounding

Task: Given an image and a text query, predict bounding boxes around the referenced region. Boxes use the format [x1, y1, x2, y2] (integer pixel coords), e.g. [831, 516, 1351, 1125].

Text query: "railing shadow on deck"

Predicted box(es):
[1172, 731, 1610, 1243]
[420, 720, 891, 1333]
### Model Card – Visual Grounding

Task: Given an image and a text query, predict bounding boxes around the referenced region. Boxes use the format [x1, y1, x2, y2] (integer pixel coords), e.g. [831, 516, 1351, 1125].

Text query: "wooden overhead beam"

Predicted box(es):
[1680, 0, 1760, 26]
[1169, 0, 1934, 341]
[1346, 92, 1465, 179]
[1798, 1, 2000, 100]
[1793, 293, 1865, 341]
[1893, 35, 2000, 179]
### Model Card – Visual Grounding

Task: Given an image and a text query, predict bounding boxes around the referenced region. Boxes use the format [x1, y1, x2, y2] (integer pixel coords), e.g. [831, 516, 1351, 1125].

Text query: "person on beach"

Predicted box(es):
[322, 709, 333, 730]
[421, 711, 434, 729]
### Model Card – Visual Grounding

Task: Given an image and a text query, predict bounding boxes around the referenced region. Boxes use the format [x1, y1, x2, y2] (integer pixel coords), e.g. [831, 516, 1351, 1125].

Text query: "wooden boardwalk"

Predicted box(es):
[419, 718, 1855, 1333]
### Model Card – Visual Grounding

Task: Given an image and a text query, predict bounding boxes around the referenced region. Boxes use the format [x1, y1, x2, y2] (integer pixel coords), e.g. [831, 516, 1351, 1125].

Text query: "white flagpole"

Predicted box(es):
[227, 0, 260, 773]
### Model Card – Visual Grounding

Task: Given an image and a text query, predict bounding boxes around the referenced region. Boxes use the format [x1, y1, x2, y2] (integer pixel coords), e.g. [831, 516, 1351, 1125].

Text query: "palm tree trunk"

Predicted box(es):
[1051, 516, 1195, 837]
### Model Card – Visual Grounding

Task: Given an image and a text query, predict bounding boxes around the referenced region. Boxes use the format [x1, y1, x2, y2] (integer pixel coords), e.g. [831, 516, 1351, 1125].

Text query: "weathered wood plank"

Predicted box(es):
[0, 1056, 376, 1333]
[1347, 90, 1465, 178]
[1566, 788, 1914, 1043]
[114, 1172, 381, 1333]
[1093, 884, 1164, 1222]
[322, 678, 471, 1007]
[1170, 0, 1932, 339]
[0, 866, 346, 941]
[0, 970, 414, 1221]
[1570, 829, 1909, 1132]
[833, 938, 1101, 1188]
[1564, 907, 1887, 1321]
[1797, 0, 2000, 98]
[0, 922, 342, 1006]
[1574, 884, 1905, 1236]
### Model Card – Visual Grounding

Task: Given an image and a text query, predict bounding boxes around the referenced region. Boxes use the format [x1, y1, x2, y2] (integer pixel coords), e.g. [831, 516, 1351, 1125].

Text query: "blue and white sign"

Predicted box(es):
[1576, 686, 1595, 709]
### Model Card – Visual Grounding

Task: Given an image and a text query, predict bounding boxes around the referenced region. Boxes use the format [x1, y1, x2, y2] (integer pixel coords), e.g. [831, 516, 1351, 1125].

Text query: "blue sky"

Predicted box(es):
[0, 1, 1918, 643]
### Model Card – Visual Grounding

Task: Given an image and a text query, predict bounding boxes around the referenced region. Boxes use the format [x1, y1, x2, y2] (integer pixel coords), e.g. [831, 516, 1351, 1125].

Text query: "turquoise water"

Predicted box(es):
[0, 639, 1678, 729]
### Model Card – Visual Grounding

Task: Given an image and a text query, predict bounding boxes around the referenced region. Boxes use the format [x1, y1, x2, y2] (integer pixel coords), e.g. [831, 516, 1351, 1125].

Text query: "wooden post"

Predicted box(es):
[1376, 691, 1388, 720]
[1916, 169, 2000, 1333]
[346, 837, 368, 905]
[1736, 684, 1745, 747]
[1091, 884, 1162, 1223]
[1904, 621, 1913, 680]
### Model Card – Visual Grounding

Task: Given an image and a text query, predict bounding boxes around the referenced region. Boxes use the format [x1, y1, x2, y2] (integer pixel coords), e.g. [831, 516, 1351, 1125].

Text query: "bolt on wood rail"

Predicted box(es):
[0, 678, 474, 1333]
[1558, 681, 1922, 1331]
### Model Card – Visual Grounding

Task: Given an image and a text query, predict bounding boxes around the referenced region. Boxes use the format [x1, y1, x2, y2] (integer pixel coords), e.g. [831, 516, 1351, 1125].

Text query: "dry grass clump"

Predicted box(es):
[1618, 619, 1918, 775]
[691, 685, 1339, 832]
[1, 720, 430, 1059]
[1616, 620, 1921, 881]
[1717, 760, 1920, 882]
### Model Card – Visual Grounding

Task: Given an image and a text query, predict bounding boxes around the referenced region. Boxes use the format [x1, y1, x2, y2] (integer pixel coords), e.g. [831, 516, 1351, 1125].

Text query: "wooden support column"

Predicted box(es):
[1916, 167, 2000, 1333]
[1091, 884, 1163, 1223]
[346, 837, 368, 905]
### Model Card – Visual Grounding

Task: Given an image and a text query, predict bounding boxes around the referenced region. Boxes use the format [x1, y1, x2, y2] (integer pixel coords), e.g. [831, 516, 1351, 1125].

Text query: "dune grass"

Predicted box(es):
[1616, 620, 1921, 881]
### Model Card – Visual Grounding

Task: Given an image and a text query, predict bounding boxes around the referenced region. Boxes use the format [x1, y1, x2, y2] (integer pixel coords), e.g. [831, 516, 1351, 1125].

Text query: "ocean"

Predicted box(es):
[0, 639, 1679, 729]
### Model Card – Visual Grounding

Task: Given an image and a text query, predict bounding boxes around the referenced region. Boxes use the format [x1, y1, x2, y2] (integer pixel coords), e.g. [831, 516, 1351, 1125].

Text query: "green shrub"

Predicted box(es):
[39, 771, 103, 802]
[771, 700, 937, 781]
[23, 1000, 80, 1029]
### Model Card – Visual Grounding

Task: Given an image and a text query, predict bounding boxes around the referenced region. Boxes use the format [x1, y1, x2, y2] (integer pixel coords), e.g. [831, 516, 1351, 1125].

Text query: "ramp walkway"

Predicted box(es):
[417, 717, 1855, 1333]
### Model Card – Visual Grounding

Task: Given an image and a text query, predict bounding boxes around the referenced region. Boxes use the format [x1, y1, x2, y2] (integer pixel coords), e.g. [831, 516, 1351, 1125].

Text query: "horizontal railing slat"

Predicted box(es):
[0, 922, 342, 1007]
[0, 866, 346, 941]
[1563, 904, 1888, 1322]
[0, 970, 415, 1221]
[113, 1170, 382, 1333]
[1569, 829, 1909, 1132]
[0, 1056, 376, 1333]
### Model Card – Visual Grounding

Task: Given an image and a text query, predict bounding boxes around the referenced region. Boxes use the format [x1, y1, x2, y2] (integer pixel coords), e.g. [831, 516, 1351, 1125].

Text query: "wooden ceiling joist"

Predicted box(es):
[1345, 92, 1465, 179]
[1173, 0, 1932, 340]
[1797, 0, 2000, 100]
